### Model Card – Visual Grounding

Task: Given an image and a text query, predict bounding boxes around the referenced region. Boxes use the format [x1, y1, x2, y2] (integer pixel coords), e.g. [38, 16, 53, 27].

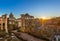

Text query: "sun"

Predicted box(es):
[41, 17, 46, 19]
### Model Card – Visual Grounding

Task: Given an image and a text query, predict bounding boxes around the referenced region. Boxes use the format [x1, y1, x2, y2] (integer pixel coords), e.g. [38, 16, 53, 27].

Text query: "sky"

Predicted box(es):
[0, 0, 60, 18]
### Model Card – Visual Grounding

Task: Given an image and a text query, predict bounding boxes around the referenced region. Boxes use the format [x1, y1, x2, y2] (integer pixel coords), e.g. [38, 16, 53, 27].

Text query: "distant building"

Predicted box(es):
[8, 13, 16, 30]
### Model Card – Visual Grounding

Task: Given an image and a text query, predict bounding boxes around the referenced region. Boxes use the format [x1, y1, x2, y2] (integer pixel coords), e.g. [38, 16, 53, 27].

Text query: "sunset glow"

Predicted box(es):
[41, 17, 46, 19]
[41, 17, 51, 20]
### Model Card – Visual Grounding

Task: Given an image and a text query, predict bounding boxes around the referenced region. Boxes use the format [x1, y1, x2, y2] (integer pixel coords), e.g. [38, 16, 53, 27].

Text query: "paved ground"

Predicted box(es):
[13, 32, 46, 41]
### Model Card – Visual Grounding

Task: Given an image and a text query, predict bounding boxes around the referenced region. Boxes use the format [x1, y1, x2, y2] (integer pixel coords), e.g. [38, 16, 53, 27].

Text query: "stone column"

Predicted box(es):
[1, 18, 3, 30]
[5, 18, 8, 33]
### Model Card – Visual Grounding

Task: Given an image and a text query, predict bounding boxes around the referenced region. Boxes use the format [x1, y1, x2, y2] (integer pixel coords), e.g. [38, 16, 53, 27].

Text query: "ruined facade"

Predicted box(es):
[20, 13, 34, 32]
[0, 14, 8, 33]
